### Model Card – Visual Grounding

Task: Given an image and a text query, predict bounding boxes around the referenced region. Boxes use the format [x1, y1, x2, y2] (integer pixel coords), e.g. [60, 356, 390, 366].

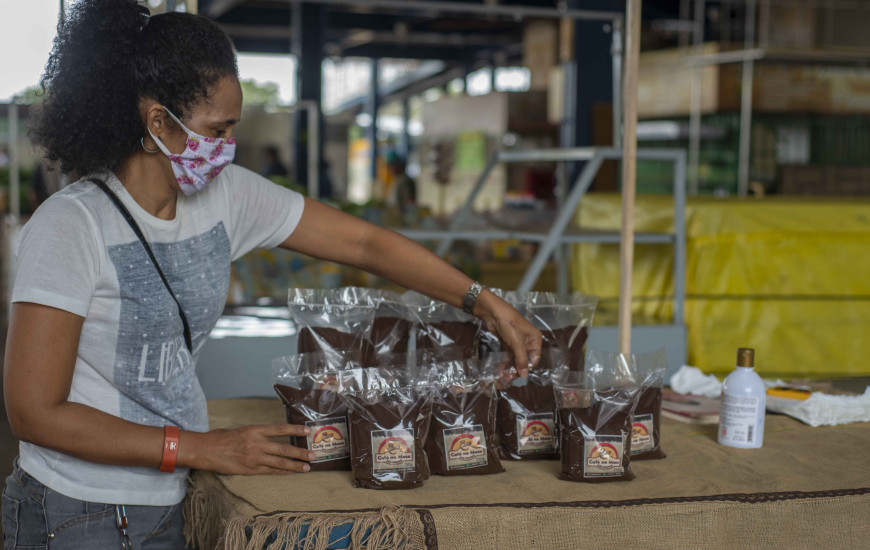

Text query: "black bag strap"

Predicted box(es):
[91, 178, 193, 353]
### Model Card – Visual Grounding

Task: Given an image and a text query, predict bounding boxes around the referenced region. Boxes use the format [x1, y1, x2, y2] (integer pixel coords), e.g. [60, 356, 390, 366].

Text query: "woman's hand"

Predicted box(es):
[475, 290, 543, 377]
[180, 424, 316, 475]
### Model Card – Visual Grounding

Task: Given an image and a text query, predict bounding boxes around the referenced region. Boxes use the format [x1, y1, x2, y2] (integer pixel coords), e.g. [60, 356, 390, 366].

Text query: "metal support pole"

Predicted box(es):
[688, 0, 705, 196]
[399, 98, 411, 159]
[489, 62, 496, 93]
[435, 157, 497, 257]
[759, 0, 771, 50]
[292, 1, 325, 197]
[618, 0, 642, 355]
[678, 0, 690, 48]
[672, 151, 687, 325]
[611, 18, 623, 149]
[297, 101, 321, 200]
[737, 0, 757, 198]
[517, 154, 605, 292]
[368, 58, 380, 183]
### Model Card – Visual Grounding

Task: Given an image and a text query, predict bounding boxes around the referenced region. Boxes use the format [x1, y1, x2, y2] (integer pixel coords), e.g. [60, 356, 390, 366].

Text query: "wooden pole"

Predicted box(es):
[618, 0, 642, 355]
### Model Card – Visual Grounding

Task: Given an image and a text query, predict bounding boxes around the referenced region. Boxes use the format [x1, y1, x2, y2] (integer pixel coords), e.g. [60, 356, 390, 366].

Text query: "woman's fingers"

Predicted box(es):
[260, 455, 310, 473]
[265, 441, 317, 463]
[258, 423, 312, 438]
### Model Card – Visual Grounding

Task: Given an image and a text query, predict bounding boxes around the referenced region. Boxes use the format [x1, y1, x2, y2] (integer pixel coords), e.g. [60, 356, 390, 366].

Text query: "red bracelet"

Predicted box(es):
[159, 426, 180, 473]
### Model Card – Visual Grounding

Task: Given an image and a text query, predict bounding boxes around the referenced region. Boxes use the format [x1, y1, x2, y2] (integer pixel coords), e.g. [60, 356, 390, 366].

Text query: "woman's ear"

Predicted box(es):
[141, 99, 167, 136]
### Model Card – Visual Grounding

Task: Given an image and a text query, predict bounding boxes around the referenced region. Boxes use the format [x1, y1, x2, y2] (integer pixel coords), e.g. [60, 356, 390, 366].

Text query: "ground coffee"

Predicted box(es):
[558, 387, 638, 483]
[343, 388, 433, 490]
[297, 326, 374, 363]
[274, 384, 350, 471]
[370, 315, 411, 359]
[416, 320, 479, 360]
[541, 326, 588, 371]
[497, 375, 559, 460]
[427, 384, 503, 476]
[630, 386, 666, 460]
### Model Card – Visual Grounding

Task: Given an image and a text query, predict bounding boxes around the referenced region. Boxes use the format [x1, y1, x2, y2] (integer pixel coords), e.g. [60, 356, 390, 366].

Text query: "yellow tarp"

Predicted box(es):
[573, 194, 870, 378]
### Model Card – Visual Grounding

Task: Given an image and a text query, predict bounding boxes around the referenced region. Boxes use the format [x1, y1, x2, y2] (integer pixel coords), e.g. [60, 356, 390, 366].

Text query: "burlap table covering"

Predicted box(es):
[184, 398, 870, 549]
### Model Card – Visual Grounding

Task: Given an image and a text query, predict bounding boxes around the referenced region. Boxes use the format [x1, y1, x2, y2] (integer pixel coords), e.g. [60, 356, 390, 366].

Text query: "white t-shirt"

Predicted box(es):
[11, 164, 305, 505]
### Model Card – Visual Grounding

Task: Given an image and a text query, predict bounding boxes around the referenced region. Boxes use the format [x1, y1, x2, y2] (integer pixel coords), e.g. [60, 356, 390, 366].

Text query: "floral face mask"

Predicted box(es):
[147, 107, 236, 196]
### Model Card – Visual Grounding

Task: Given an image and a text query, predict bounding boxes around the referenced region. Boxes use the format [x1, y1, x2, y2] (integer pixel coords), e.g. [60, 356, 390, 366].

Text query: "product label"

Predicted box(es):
[630, 414, 655, 455]
[371, 429, 415, 474]
[719, 394, 760, 444]
[516, 413, 556, 454]
[583, 435, 625, 478]
[443, 425, 488, 471]
[305, 417, 349, 462]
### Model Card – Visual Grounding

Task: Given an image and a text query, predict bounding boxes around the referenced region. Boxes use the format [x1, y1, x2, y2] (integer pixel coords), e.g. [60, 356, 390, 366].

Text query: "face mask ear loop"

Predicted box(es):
[163, 107, 196, 137]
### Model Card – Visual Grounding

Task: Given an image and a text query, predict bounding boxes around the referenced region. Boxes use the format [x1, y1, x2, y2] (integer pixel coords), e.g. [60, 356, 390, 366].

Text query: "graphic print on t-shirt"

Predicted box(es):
[107, 222, 230, 431]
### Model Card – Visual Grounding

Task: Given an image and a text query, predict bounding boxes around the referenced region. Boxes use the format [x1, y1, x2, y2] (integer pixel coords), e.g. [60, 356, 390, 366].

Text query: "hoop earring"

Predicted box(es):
[140, 137, 159, 154]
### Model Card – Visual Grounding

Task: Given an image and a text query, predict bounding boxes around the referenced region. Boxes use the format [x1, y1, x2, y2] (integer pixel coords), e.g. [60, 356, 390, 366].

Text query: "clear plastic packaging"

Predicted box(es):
[525, 292, 598, 371]
[272, 352, 361, 471]
[366, 289, 413, 364]
[495, 349, 566, 460]
[554, 350, 646, 483]
[288, 288, 376, 363]
[625, 348, 668, 460]
[338, 368, 435, 490]
[423, 359, 504, 476]
[403, 291, 480, 360]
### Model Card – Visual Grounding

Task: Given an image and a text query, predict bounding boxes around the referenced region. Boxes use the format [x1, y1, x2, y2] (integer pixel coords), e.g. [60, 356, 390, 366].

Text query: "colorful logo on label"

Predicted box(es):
[631, 422, 652, 448]
[521, 421, 552, 447]
[311, 426, 346, 453]
[587, 442, 621, 470]
[375, 437, 414, 465]
[447, 434, 486, 461]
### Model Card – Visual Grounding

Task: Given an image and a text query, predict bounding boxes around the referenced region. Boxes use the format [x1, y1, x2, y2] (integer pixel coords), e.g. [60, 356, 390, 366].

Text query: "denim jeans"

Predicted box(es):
[2, 457, 185, 549]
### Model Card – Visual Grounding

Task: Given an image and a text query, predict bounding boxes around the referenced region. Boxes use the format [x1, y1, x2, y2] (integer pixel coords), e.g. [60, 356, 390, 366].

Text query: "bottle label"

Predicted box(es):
[719, 394, 760, 444]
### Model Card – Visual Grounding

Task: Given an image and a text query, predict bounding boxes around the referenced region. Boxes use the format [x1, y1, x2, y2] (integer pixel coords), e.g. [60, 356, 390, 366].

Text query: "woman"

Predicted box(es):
[1, 1, 541, 547]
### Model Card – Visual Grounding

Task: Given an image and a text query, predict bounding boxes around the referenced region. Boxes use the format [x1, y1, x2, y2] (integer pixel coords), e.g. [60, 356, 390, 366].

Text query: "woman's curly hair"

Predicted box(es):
[30, 0, 238, 175]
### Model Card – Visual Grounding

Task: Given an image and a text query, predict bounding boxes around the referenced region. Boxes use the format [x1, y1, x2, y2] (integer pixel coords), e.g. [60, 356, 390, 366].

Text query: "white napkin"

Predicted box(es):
[766, 387, 870, 427]
[669, 365, 722, 397]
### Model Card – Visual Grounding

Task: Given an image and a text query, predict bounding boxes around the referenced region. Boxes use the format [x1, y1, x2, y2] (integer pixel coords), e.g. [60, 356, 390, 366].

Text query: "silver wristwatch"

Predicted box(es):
[462, 281, 485, 315]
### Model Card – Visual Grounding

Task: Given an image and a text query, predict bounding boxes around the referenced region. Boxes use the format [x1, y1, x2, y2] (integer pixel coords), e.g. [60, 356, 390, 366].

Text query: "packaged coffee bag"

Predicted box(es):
[367, 289, 412, 363]
[525, 292, 598, 371]
[403, 291, 480, 360]
[554, 351, 643, 483]
[495, 350, 566, 460]
[288, 288, 376, 363]
[620, 348, 667, 460]
[339, 369, 434, 490]
[424, 359, 503, 476]
[272, 353, 360, 471]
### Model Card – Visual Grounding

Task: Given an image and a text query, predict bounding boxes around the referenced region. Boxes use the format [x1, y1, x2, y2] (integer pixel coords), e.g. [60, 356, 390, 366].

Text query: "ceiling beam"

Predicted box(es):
[299, 0, 622, 22]
[340, 43, 480, 61]
[204, 0, 250, 19]
[340, 30, 518, 50]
